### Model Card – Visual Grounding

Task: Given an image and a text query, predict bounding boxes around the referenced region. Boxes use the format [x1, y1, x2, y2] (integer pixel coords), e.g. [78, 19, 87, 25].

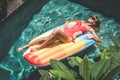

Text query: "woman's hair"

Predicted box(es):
[89, 16, 101, 30]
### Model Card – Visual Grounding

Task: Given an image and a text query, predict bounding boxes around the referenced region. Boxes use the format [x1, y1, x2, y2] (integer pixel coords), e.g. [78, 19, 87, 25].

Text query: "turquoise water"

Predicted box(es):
[0, 0, 120, 80]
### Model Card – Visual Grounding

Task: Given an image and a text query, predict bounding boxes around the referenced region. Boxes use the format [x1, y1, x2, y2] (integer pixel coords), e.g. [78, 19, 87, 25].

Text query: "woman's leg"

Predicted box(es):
[18, 37, 47, 51]
[31, 29, 71, 51]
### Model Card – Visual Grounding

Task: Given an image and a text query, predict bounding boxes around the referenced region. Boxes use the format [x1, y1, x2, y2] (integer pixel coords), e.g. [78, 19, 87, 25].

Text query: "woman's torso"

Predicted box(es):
[64, 21, 88, 41]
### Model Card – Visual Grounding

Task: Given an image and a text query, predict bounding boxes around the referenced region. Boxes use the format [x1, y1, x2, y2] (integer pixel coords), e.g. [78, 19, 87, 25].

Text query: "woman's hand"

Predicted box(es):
[88, 28, 101, 42]
[64, 21, 69, 28]
[85, 36, 94, 39]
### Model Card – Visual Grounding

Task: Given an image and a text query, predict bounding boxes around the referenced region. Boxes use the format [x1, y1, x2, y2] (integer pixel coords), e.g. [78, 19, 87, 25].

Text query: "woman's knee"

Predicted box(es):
[52, 28, 61, 34]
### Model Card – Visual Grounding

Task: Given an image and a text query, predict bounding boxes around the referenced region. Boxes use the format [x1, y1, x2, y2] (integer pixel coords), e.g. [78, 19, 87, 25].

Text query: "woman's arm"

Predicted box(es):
[87, 28, 101, 42]
[64, 20, 82, 28]
[64, 21, 69, 27]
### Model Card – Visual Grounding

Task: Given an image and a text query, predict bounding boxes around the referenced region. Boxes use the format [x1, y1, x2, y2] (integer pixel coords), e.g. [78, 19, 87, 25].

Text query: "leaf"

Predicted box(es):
[50, 59, 75, 80]
[94, 42, 106, 51]
[101, 64, 120, 80]
[109, 34, 120, 48]
[101, 48, 110, 60]
[50, 59, 70, 73]
[91, 59, 110, 80]
[79, 55, 91, 80]
[108, 51, 120, 71]
[50, 70, 75, 80]
[107, 36, 120, 70]
[68, 56, 83, 67]
[38, 70, 53, 80]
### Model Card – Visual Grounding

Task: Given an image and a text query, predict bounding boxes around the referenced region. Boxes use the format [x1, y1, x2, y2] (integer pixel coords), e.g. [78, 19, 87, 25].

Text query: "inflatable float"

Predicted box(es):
[23, 22, 95, 66]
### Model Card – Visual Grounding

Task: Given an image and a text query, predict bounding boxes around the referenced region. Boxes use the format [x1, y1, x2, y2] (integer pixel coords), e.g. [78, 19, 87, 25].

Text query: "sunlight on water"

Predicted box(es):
[0, 0, 120, 80]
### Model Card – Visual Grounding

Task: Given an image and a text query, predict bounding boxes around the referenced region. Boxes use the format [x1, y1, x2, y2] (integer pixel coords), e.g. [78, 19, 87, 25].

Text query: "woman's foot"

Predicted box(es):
[30, 45, 43, 52]
[18, 45, 28, 52]
[18, 47, 24, 51]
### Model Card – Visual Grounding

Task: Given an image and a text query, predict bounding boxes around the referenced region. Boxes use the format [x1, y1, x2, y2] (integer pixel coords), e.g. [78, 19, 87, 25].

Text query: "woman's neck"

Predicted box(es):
[85, 22, 93, 26]
[87, 21, 94, 25]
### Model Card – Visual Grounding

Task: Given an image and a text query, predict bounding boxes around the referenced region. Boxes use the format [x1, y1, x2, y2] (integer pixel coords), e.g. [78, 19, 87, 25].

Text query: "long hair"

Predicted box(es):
[89, 16, 101, 30]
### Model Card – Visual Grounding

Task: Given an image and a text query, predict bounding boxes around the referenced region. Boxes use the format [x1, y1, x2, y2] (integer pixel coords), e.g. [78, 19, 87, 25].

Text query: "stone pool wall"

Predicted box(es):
[0, 0, 49, 61]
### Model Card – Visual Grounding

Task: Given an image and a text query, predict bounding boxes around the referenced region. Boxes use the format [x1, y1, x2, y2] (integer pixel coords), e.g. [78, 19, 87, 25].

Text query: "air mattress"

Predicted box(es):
[23, 24, 95, 66]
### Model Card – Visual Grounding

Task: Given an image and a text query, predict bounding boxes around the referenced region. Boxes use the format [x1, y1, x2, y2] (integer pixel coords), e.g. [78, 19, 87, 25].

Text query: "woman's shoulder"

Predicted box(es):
[80, 20, 86, 23]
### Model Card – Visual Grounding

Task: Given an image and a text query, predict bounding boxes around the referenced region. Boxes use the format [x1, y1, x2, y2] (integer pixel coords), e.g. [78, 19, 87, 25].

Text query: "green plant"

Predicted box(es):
[38, 34, 120, 80]
[38, 54, 110, 80]
[68, 54, 110, 80]
[94, 34, 120, 79]
[38, 59, 76, 80]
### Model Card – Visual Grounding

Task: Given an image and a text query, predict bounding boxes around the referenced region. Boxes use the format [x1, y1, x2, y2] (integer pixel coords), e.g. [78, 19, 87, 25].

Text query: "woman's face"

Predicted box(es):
[88, 16, 98, 23]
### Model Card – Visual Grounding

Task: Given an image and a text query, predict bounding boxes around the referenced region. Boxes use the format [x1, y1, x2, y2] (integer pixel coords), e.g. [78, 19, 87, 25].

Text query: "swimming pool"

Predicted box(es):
[0, 0, 120, 80]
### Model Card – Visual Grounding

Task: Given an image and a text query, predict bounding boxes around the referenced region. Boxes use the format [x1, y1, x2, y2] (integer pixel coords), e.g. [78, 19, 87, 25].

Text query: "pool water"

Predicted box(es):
[0, 0, 120, 80]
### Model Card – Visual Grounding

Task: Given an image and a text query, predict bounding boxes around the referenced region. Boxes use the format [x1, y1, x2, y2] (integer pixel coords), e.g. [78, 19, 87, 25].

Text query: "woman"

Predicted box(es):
[18, 15, 101, 52]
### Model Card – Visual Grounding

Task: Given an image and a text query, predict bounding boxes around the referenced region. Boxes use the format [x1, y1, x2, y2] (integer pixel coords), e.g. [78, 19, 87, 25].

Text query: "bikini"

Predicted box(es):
[64, 21, 87, 42]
